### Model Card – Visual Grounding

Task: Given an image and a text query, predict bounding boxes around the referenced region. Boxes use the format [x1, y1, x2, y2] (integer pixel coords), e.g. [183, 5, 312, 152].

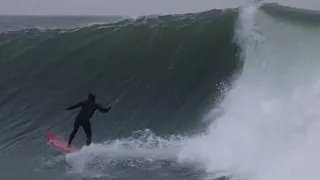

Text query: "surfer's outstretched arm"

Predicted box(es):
[66, 102, 83, 110]
[96, 104, 111, 113]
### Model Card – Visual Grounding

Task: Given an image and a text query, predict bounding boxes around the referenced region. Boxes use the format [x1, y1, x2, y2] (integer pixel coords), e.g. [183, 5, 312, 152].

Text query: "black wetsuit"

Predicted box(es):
[67, 94, 111, 146]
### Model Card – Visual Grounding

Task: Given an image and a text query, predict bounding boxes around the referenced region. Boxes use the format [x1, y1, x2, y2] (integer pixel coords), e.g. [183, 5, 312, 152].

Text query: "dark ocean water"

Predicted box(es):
[0, 2, 316, 180]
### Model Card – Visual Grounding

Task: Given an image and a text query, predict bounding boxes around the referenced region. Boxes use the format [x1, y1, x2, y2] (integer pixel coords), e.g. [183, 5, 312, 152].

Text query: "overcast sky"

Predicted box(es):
[0, 0, 320, 17]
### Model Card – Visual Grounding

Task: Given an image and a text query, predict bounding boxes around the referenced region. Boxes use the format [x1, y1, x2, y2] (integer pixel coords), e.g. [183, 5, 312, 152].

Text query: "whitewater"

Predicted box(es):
[179, 3, 320, 180]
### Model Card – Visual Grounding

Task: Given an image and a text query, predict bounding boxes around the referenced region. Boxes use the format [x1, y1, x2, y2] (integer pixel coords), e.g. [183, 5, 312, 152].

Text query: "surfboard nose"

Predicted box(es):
[45, 133, 79, 153]
[45, 133, 54, 140]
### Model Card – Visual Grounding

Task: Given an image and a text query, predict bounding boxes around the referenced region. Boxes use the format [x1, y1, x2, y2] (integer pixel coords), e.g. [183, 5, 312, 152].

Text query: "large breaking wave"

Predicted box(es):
[1, 2, 320, 180]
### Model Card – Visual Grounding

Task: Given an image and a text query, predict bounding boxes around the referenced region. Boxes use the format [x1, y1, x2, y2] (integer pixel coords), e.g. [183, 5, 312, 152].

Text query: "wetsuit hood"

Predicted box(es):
[88, 92, 96, 101]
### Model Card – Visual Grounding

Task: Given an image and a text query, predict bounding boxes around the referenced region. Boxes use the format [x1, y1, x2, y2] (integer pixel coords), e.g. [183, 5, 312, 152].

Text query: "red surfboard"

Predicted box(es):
[46, 133, 79, 153]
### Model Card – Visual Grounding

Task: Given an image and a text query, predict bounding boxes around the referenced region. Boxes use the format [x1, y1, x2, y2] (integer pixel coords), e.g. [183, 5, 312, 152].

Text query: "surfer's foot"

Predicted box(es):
[67, 144, 71, 148]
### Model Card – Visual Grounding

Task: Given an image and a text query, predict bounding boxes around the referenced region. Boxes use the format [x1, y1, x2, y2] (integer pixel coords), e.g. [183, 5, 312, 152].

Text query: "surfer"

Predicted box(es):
[66, 92, 112, 147]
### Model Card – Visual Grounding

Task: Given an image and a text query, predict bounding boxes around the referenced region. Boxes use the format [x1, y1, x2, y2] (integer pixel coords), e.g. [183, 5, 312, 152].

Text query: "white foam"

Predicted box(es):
[65, 129, 185, 176]
[178, 2, 320, 180]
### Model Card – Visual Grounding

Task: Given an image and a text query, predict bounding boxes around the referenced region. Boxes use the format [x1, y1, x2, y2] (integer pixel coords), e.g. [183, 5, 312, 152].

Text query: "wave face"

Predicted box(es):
[0, 8, 239, 180]
[1, 2, 320, 180]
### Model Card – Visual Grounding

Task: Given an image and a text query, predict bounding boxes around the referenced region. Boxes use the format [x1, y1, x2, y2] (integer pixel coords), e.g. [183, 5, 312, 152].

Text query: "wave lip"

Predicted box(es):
[0, 15, 126, 32]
